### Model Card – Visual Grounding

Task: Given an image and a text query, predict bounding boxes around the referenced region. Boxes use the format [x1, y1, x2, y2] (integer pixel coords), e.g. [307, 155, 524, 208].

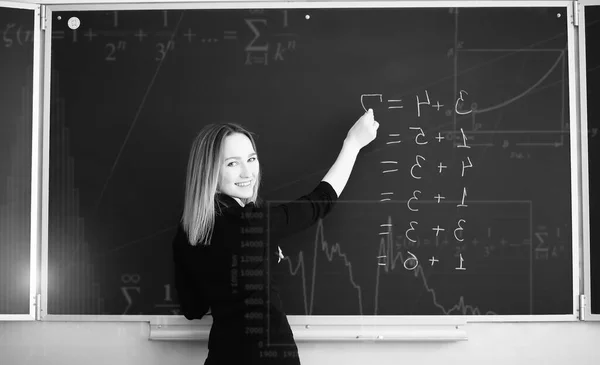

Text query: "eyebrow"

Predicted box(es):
[224, 153, 257, 161]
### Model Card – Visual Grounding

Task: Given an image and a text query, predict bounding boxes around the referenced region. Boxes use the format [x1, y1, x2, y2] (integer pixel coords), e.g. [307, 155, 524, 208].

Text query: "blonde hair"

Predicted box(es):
[182, 123, 261, 246]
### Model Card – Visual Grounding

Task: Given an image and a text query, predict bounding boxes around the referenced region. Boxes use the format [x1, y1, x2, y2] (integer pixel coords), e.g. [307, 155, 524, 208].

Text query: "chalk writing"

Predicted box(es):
[369, 89, 475, 272]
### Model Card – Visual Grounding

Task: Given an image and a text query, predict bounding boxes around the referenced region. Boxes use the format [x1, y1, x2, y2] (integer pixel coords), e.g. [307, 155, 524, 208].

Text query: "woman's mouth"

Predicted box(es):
[235, 181, 252, 187]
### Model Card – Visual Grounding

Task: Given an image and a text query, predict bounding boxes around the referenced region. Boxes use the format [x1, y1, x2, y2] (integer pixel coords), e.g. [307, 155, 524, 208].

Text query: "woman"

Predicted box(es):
[172, 109, 378, 364]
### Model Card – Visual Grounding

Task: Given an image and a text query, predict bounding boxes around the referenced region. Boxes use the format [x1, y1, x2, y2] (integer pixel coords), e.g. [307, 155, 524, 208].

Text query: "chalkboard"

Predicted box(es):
[47, 7, 574, 316]
[0, 6, 33, 315]
[585, 5, 600, 316]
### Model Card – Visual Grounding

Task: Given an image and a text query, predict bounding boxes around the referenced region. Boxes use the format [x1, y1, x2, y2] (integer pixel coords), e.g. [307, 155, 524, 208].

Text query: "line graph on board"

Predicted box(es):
[279, 215, 502, 316]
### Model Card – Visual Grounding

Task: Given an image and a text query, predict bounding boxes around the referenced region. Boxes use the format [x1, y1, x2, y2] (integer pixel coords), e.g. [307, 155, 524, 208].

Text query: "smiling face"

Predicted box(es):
[218, 132, 259, 206]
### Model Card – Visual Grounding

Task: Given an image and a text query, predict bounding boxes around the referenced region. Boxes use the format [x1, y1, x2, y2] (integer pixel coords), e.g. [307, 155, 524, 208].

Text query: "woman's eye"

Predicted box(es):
[227, 161, 238, 167]
[248, 157, 257, 162]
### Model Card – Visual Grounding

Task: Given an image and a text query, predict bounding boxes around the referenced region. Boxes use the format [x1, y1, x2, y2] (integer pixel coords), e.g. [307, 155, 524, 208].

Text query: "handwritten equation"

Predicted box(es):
[389, 224, 567, 261]
[372, 89, 473, 271]
[377, 249, 467, 271]
[2, 9, 297, 65]
[360, 88, 573, 158]
[361, 89, 474, 117]
[115, 226, 566, 315]
[364, 89, 570, 268]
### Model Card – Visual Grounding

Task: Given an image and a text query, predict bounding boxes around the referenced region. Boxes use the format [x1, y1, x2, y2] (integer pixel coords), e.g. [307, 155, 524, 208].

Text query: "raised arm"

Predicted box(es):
[247, 110, 378, 242]
[322, 109, 379, 197]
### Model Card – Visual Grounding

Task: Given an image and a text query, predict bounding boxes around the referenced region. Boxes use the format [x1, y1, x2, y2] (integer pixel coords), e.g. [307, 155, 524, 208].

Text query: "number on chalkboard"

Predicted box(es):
[407, 190, 421, 212]
[416, 90, 431, 117]
[409, 127, 428, 145]
[156, 40, 175, 61]
[405, 221, 418, 243]
[457, 128, 471, 149]
[454, 219, 466, 242]
[457, 187, 468, 208]
[455, 254, 466, 271]
[461, 156, 473, 177]
[403, 251, 419, 270]
[411, 155, 425, 179]
[454, 90, 472, 115]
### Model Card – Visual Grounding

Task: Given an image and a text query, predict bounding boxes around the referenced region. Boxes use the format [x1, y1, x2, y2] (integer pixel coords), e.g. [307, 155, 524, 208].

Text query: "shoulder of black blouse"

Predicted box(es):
[215, 193, 259, 216]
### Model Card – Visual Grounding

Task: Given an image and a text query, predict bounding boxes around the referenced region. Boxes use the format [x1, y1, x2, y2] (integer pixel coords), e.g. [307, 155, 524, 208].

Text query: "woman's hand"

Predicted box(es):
[345, 109, 379, 150]
[322, 109, 380, 197]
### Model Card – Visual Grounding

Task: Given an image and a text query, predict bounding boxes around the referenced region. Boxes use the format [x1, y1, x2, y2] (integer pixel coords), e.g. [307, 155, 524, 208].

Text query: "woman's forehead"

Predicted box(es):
[222, 133, 255, 157]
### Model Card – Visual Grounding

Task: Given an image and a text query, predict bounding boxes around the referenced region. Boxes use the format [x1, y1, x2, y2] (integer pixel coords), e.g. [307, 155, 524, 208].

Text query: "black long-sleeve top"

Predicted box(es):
[172, 181, 338, 364]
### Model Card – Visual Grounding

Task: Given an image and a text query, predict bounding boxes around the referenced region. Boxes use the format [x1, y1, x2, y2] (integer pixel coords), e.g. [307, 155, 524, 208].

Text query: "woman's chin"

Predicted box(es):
[235, 189, 254, 199]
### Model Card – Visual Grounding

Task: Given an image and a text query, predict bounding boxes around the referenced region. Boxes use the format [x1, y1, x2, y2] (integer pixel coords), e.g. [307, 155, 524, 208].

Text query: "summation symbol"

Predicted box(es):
[121, 273, 141, 315]
[121, 274, 183, 315]
[244, 10, 297, 66]
[4, 9, 298, 65]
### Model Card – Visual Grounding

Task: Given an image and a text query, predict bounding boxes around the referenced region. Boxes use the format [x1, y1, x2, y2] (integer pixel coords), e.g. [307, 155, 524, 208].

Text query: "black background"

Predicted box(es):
[585, 6, 600, 315]
[42, 7, 576, 316]
[0, 6, 33, 315]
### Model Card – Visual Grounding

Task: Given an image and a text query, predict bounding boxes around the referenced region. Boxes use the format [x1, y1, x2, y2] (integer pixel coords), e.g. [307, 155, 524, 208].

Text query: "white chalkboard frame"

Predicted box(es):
[34, 0, 584, 336]
[0, 0, 43, 323]
[578, 0, 600, 321]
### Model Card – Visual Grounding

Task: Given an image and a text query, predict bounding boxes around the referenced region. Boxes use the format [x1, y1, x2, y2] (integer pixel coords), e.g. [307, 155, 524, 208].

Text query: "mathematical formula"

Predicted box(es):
[372, 89, 473, 271]
[2, 9, 296, 65]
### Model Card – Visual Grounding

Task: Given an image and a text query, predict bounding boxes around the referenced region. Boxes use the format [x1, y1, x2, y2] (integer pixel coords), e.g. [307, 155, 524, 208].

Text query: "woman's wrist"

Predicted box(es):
[342, 137, 361, 155]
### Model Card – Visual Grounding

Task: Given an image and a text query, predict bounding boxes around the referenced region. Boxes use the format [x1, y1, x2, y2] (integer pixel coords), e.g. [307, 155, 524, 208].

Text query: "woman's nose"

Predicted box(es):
[240, 162, 251, 177]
